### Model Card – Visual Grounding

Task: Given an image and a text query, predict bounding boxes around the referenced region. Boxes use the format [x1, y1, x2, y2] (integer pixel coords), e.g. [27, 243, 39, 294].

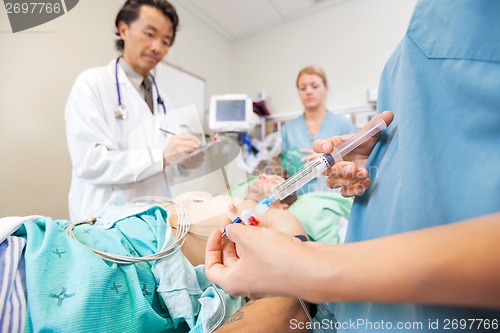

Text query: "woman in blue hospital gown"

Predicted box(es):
[279, 65, 356, 194]
[205, 1, 500, 332]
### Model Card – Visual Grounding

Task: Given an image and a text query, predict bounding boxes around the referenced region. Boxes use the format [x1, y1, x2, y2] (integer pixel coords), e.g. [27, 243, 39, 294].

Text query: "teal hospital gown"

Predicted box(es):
[280, 111, 356, 194]
[15, 202, 245, 333]
[330, 0, 500, 332]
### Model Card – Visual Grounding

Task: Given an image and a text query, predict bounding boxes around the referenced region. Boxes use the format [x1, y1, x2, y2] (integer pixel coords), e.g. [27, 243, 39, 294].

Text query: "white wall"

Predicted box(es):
[0, 0, 122, 219]
[0, 0, 415, 219]
[231, 0, 417, 114]
[0, 0, 231, 219]
[168, 0, 233, 107]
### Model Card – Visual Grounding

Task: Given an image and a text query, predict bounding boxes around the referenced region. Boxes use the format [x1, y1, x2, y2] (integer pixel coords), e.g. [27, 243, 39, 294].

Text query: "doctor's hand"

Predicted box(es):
[312, 111, 394, 197]
[162, 134, 202, 168]
[205, 220, 317, 300]
[179, 150, 205, 169]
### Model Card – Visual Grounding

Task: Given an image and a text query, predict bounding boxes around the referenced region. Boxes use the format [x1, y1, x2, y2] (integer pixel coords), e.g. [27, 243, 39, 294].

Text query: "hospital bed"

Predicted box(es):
[0, 198, 244, 333]
[0, 179, 350, 332]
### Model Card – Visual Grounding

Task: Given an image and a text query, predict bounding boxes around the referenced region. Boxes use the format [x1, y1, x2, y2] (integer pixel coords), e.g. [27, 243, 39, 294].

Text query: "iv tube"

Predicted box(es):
[269, 117, 387, 202]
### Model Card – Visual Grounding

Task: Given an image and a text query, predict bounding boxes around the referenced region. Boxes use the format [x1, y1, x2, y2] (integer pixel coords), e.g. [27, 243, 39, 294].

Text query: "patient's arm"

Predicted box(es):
[216, 298, 310, 333]
[181, 196, 305, 266]
[234, 197, 306, 235]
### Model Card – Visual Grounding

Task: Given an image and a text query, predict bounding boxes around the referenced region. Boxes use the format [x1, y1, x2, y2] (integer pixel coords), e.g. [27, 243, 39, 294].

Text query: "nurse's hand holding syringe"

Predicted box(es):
[266, 111, 393, 204]
[229, 111, 394, 228]
[312, 110, 394, 197]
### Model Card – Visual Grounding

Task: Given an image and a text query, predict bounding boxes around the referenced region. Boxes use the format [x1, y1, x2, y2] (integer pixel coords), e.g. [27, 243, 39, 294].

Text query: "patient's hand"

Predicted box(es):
[312, 111, 393, 197]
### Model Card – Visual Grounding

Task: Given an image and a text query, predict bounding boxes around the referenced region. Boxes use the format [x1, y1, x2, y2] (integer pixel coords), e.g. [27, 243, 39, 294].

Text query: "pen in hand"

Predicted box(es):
[159, 128, 176, 136]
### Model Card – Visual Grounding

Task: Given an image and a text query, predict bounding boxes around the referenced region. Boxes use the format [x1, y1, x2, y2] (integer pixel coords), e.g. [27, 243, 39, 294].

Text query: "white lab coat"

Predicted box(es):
[65, 59, 181, 221]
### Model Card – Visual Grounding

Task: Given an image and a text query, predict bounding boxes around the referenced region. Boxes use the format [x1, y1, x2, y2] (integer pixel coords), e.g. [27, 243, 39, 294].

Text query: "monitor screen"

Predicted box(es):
[209, 94, 254, 132]
[216, 100, 246, 121]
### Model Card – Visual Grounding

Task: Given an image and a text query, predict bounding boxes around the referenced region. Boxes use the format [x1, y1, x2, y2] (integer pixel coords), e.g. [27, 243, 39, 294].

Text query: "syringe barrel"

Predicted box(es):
[337, 117, 387, 157]
[273, 154, 333, 200]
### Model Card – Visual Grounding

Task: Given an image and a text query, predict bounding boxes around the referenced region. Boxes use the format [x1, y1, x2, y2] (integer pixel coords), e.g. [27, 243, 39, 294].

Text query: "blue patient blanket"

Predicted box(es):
[0, 236, 27, 333]
[12, 205, 244, 332]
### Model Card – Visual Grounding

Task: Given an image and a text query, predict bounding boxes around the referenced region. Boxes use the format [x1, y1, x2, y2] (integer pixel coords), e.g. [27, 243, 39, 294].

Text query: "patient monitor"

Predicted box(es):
[208, 94, 256, 132]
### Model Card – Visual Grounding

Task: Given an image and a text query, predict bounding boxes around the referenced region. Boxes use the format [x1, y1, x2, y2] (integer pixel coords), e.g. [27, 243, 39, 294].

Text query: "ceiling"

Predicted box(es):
[175, 0, 351, 42]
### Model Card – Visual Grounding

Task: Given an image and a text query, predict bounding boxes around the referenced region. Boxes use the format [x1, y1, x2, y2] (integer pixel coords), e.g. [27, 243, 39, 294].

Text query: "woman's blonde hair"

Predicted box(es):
[296, 65, 328, 88]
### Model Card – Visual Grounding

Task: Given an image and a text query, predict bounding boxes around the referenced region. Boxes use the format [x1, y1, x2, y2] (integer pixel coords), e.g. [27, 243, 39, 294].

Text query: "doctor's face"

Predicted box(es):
[118, 5, 173, 77]
[297, 73, 328, 111]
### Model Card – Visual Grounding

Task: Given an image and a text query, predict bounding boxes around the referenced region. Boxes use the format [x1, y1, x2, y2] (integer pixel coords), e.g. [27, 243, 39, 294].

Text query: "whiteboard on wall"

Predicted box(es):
[154, 61, 206, 136]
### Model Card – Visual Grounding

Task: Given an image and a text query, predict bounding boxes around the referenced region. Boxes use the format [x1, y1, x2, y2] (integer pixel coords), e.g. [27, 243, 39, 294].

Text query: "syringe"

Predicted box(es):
[269, 117, 387, 203]
[226, 117, 387, 232]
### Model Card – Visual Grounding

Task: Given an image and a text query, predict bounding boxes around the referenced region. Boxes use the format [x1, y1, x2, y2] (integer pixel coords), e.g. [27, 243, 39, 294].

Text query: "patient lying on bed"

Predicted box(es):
[176, 174, 301, 266]
[172, 174, 311, 332]
[2, 174, 311, 333]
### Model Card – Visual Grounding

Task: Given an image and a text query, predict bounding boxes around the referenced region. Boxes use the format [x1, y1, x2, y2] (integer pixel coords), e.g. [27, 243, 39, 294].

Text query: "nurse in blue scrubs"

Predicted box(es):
[279, 65, 356, 194]
[205, 1, 500, 332]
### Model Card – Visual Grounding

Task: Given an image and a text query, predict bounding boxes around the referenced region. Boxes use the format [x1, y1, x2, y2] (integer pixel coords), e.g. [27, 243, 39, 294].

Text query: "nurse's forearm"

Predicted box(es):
[298, 212, 500, 309]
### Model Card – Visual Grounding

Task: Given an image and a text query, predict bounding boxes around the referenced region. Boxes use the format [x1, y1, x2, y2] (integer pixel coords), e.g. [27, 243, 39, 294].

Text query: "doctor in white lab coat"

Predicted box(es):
[65, 0, 201, 221]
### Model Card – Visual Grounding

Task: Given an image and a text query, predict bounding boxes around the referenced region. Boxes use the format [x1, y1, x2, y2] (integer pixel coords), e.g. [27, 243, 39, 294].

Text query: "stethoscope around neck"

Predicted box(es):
[114, 56, 166, 119]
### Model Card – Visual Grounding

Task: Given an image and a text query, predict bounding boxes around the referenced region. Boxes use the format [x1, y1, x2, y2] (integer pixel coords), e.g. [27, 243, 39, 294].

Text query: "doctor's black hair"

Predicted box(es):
[114, 0, 179, 52]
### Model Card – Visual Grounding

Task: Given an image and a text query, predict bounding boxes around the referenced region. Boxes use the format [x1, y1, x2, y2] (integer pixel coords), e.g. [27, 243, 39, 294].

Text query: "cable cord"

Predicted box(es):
[65, 198, 190, 265]
[299, 298, 314, 322]
[66, 197, 229, 332]
[299, 299, 332, 333]
[207, 283, 227, 333]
